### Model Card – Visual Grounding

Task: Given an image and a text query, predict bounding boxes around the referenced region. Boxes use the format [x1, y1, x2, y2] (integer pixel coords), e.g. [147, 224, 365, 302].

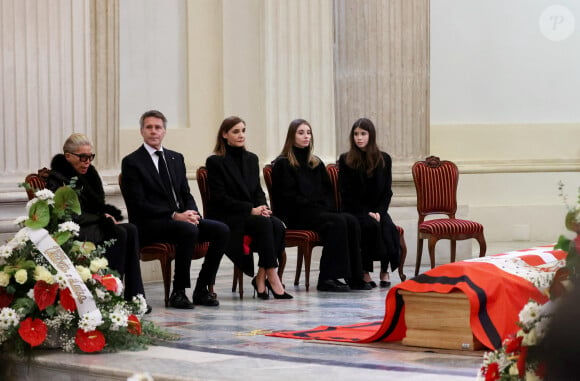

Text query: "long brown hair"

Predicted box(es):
[279, 118, 320, 168]
[213, 116, 246, 156]
[345, 118, 384, 177]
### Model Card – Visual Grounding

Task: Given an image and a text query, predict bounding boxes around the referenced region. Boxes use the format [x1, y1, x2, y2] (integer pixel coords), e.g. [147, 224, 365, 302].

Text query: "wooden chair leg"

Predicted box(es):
[278, 250, 287, 281]
[476, 233, 487, 257]
[427, 236, 438, 269]
[398, 232, 407, 281]
[294, 247, 304, 286]
[303, 244, 313, 291]
[232, 267, 238, 292]
[450, 239, 457, 263]
[415, 238, 424, 276]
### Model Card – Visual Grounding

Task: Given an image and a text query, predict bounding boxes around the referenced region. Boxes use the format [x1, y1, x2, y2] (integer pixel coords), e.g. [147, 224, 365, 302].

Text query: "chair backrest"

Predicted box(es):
[262, 164, 275, 211]
[24, 168, 50, 200]
[196, 166, 210, 215]
[325, 163, 341, 210]
[412, 156, 458, 218]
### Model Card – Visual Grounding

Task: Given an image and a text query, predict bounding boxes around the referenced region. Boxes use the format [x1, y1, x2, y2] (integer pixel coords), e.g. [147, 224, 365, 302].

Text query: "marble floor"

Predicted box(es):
[1, 240, 553, 381]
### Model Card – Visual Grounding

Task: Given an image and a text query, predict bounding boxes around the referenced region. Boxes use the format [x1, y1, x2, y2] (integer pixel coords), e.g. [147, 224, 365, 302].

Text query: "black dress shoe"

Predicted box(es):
[368, 281, 377, 288]
[380, 280, 391, 288]
[317, 279, 350, 292]
[348, 279, 373, 290]
[193, 288, 219, 307]
[169, 289, 195, 309]
[145, 304, 153, 314]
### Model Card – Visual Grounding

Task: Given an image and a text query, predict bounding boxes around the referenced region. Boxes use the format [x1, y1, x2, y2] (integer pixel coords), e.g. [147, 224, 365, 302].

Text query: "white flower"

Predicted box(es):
[518, 300, 541, 328]
[54, 272, 68, 288]
[0, 245, 12, 259]
[525, 371, 542, 381]
[522, 327, 538, 346]
[78, 312, 104, 332]
[112, 276, 124, 297]
[89, 257, 108, 273]
[58, 221, 80, 236]
[14, 269, 28, 284]
[33, 266, 55, 284]
[95, 288, 108, 300]
[34, 189, 54, 201]
[127, 373, 154, 381]
[109, 306, 129, 331]
[508, 363, 519, 376]
[10, 228, 30, 249]
[75, 266, 92, 282]
[132, 294, 148, 316]
[12, 216, 28, 226]
[0, 272, 9, 287]
[26, 288, 34, 299]
[0, 308, 21, 330]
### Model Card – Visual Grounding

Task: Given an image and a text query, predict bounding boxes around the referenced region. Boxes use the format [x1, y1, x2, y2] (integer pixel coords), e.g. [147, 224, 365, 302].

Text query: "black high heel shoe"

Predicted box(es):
[265, 279, 293, 299]
[251, 277, 269, 300]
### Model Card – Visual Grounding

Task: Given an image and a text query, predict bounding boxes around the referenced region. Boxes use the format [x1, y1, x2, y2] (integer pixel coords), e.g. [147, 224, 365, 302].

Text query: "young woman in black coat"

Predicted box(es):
[205, 116, 292, 299]
[271, 119, 370, 292]
[47, 133, 147, 305]
[338, 118, 400, 287]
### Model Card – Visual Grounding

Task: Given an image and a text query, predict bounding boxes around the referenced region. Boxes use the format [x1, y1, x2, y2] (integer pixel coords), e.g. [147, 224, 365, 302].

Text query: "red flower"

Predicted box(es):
[127, 315, 142, 335]
[517, 345, 528, 377]
[33, 280, 59, 311]
[243, 235, 252, 255]
[59, 288, 77, 312]
[504, 334, 523, 354]
[92, 274, 118, 293]
[18, 317, 47, 347]
[0, 287, 14, 308]
[75, 329, 106, 353]
[485, 362, 500, 381]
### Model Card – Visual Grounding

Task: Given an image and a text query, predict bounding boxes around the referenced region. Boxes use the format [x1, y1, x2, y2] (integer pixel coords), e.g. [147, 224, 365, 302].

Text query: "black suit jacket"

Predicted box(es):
[205, 151, 267, 274]
[121, 145, 198, 228]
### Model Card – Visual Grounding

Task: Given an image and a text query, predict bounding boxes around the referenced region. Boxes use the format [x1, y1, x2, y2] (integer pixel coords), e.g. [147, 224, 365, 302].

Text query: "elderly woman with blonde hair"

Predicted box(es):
[47, 133, 150, 311]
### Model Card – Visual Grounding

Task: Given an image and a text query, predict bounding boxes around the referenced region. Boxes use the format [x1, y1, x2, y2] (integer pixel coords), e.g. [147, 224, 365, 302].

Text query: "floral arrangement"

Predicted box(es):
[0, 185, 167, 354]
[477, 183, 579, 381]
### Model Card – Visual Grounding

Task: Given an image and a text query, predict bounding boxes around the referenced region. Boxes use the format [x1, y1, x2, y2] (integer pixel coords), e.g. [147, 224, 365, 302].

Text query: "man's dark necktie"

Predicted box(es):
[155, 151, 179, 209]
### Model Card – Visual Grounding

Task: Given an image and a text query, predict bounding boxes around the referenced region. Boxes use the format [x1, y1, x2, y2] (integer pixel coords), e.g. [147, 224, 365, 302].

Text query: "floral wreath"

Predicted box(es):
[0, 185, 170, 354]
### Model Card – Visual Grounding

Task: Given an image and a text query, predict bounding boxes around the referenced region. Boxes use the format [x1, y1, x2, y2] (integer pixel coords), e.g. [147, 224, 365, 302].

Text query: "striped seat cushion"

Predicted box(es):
[285, 229, 320, 242]
[419, 218, 483, 235]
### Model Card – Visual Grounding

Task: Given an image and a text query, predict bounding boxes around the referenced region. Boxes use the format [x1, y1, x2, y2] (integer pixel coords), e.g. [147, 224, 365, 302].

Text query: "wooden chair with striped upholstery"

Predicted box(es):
[412, 156, 486, 276]
[325, 163, 407, 281]
[263, 164, 321, 291]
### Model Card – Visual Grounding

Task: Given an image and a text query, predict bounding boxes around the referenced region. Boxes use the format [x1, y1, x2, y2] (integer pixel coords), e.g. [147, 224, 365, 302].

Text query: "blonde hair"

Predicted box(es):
[63, 133, 92, 153]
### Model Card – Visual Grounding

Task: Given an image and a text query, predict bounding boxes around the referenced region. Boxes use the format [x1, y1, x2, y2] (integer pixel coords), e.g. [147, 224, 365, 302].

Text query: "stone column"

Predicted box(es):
[333, 0, 430, 205]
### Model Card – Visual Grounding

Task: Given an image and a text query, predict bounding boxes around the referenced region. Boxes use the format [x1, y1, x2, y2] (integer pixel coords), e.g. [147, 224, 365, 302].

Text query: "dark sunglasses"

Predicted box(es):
[68, 152, 96, 162]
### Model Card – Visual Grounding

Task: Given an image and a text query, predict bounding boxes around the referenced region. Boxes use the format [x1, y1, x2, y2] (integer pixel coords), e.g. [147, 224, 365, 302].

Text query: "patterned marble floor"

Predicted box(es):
[1, 240, 552, 381]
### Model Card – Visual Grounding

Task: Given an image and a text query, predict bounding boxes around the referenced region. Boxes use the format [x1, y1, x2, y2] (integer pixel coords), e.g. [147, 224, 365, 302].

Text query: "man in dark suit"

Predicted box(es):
[121, 110, 229, 309]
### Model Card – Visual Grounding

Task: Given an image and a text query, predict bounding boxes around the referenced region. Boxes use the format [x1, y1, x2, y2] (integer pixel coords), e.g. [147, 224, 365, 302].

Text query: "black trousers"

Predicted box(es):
[105, 222, 145, 301]
[138, 218, 229, 291]
[357, 213, 401, 273]
[305, 212, 363, 282]
[244, 215, 285, 270]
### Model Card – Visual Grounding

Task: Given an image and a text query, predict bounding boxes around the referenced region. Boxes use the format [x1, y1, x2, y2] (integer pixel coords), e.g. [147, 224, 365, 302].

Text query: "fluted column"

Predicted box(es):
[0, 0, 119, 182]
[333, 0, 430, 203]
[263, 0, 336, 162]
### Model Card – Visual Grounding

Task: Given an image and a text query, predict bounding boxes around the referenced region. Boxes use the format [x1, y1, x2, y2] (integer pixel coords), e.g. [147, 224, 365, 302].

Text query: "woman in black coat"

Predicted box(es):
[47, 133, 147, 304]
[338, 118, 400, 287]
[271, 118, 369, 292]
[205, 116, 291, 300]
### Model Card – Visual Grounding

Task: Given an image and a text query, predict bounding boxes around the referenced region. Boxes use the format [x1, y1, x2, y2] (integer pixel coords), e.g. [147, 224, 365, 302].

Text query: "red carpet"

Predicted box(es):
[268, 246, 566, 350]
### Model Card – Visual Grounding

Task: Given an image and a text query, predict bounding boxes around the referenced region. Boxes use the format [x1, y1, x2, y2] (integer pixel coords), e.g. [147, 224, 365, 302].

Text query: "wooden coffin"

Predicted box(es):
[399, 290, 483, 351]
